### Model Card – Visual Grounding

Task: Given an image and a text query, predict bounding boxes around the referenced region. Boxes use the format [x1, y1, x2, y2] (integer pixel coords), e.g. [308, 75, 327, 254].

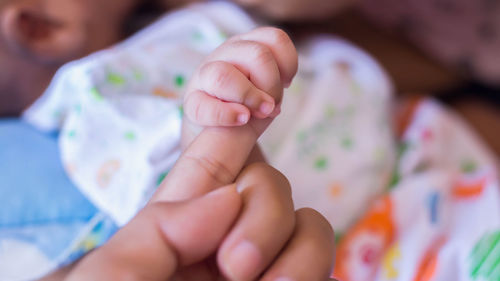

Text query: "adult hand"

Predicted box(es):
[65, 124, 336, 280]
[66, 161, 335, 281]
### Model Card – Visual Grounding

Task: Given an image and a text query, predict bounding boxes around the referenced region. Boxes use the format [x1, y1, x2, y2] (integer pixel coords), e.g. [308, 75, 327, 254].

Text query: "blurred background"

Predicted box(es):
[132, 0, 500, 157]
[1, 0, 499, 280]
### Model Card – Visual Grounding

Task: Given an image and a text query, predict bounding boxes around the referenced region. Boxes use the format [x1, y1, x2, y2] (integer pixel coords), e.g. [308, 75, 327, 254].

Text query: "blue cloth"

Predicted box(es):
[0, 119, 98, 226]
[0, 119, 117, 280]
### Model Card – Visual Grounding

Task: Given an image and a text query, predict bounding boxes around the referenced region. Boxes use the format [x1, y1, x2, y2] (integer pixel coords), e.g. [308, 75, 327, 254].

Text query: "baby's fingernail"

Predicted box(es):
[237, 113, 249, 124]
[284, 81, 292, 88]
[223, 240, 261, 280]
[259, 102, 275, 116]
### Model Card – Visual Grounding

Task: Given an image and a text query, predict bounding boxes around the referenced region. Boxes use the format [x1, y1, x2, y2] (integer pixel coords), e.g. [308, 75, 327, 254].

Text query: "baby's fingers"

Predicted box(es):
[233, 27, 298, 88]
[185, 90, 250, 126]
[192, 60, 276, 119]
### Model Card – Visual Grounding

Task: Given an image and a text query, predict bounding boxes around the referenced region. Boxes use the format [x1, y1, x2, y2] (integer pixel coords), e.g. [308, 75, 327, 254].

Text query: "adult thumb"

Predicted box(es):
[66, 185, 241, 281]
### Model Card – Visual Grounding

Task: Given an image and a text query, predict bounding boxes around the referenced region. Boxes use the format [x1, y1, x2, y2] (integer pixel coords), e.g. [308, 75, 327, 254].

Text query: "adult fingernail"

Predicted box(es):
[237, 113, 249, 124]
[223, 240, 262, 280]
[259, 102, 275, 116]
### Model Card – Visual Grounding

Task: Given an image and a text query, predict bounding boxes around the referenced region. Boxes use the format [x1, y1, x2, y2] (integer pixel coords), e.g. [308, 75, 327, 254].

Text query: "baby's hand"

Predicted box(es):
[183, 27, 298, 144]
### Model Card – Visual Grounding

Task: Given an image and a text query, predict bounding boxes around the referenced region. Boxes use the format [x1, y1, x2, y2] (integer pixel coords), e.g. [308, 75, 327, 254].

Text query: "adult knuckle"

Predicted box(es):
[297, 208, 335, 241]
[245, 161, 271, 172]
[248, 162, 292, 195]
[268, 205, 295, 232]
[297, 208, 326, 224]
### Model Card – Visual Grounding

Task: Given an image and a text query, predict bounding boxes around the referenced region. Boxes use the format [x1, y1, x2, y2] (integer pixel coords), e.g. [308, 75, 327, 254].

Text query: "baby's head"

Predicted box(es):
[0, 0, 138, 116]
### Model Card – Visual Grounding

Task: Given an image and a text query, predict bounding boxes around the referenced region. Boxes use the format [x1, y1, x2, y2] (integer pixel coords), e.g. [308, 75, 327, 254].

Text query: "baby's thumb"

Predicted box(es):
[66, 185, 241, 281]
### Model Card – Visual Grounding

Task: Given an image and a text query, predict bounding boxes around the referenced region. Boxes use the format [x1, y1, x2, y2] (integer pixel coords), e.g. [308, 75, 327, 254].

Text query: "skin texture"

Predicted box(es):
[65, 27, 335, 276]
[42, 27, 336, 280]
[181, 27, 298, 157]
[155, 27, 334, 281]
[0, 0, 201, 117]
[0, 0, 138, 116]
[66, 164, 336, 281]
[171, 27, 298, 204]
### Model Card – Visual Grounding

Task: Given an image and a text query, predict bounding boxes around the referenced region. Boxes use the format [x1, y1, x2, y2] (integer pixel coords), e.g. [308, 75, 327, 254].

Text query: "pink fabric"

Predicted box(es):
[359, 0, 500, 85]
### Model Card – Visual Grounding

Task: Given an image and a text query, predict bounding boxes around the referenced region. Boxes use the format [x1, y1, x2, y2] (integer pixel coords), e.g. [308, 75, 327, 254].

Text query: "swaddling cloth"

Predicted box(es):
[334, 99, 500, 281]
[24, 1, 395, 234]
[14, 1, 500, 281]
[23, 1, 258, 226]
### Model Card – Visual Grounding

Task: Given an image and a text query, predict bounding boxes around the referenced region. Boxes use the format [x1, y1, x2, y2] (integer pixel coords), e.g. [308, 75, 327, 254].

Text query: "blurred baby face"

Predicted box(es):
[0, 0, 136, 116]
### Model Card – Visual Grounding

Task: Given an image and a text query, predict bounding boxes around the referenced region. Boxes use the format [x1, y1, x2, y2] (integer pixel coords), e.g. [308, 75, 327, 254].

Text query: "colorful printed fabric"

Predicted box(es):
[260, 37, 395, 233]
[333, 99, 500, 281]
[14, 1, 500, 280]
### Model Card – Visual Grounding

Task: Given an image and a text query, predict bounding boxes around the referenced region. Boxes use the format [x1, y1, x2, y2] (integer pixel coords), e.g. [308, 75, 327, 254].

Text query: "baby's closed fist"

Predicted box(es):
[183, 27, 297, 137]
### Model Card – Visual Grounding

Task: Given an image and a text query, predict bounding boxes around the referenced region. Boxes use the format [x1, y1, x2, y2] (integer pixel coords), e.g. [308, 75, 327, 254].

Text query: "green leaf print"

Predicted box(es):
[90, 87, 104, 101]
[315, 156, 328, 171]
[174, 75, 185, 88]
[124, 131, 136, 141]
[462, 159, 478, 174]
[107, 72, 126, 86]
